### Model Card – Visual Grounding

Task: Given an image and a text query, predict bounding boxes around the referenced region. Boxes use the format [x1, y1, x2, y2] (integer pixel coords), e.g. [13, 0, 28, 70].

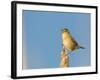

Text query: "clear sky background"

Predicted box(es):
[22, 10, 90, 69]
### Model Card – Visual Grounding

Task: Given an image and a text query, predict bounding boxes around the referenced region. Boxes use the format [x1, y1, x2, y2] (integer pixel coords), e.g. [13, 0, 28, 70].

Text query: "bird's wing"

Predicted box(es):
[71, 37, 85, 49]
[70, 35, 78, 45]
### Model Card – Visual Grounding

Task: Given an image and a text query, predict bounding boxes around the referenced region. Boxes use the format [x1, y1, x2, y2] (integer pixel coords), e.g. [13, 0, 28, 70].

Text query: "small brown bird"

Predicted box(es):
[62, 28, 84, 52]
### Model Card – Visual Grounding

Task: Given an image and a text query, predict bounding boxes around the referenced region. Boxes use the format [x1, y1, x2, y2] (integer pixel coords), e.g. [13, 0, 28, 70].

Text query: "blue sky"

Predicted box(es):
[22, 10, 91, 69]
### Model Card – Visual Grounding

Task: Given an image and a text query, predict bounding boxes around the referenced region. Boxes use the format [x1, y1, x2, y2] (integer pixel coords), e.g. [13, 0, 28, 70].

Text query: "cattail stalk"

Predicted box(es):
[60, 47, 69, 67]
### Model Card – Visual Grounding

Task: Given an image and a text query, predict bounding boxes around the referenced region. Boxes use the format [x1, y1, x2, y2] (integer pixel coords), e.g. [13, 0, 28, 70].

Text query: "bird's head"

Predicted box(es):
[61, 28, 70, 33]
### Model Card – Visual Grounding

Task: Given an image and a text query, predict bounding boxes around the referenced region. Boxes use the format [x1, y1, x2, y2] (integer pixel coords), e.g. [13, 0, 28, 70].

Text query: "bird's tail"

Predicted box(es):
[79, 46, 85, 49]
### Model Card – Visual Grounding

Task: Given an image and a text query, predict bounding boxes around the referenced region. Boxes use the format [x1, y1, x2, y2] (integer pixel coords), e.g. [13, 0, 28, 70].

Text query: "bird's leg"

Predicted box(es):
[65, 48, 70, 55]
[63, 45, 70, 55]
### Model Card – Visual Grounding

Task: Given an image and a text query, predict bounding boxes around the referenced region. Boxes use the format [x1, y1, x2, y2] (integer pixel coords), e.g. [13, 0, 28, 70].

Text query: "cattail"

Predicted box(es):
[60, 47, 69, 67]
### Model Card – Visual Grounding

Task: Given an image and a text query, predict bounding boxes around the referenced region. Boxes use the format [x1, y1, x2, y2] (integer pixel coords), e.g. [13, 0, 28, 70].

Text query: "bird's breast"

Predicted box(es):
[62, 33, 76, 51]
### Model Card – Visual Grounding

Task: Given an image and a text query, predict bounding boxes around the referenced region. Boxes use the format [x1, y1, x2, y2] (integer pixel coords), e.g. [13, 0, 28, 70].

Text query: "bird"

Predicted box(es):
[61, 28, 84, 52]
